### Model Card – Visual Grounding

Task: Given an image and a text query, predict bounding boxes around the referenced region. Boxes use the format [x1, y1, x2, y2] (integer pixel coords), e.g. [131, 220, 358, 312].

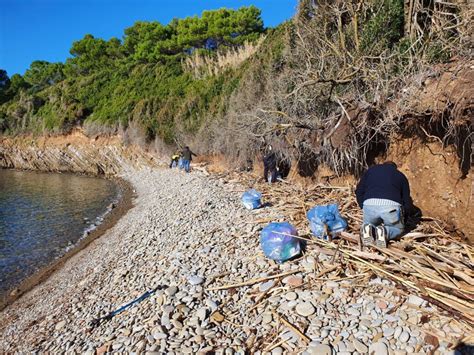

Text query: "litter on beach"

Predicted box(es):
[227, 170, 474, 329]
[241, 189, 263, 210]
[307, 203, 347, 240]
[260, 222, 301, 263]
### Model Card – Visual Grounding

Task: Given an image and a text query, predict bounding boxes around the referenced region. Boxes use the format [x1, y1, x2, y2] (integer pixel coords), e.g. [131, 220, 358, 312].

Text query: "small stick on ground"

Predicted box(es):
[207, 270, 303, 291]
[272, 311, 310, 344]
[314, 265, 339, 278]
[264, 338, 287, 352]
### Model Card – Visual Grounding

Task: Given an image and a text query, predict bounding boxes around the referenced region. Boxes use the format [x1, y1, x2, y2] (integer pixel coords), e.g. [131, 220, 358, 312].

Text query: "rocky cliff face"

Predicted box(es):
[0, 132, 158, 176]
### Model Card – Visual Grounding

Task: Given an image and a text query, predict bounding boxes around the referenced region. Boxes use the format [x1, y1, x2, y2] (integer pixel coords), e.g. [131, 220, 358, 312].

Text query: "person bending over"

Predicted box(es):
[355, 161, 413, 248]
[181, 146, 197, 173]
[169, 151, 180, 168]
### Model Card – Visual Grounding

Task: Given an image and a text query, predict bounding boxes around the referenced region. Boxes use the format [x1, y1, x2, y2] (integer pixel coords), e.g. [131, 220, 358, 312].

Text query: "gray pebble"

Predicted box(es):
[399, 331, 410, 343]
[369, 341, 388, 355]
[165, 286, 178, 297]
[188, 275, 204, 285]
[306, 344, 332, 355]
[296, 302, 316, 317]
[352, 338, 368, 353]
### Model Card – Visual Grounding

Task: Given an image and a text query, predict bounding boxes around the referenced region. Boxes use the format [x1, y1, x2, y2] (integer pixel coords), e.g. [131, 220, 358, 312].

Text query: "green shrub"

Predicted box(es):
[360, 0, 404, 54]
[425, 43, 451, 63]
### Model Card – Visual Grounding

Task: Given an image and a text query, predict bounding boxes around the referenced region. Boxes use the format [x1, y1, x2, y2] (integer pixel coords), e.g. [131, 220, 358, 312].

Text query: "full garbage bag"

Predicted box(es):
[241, 189, 262, 210]
[307, 204, 347, 239]
[260, 222, 301, 262]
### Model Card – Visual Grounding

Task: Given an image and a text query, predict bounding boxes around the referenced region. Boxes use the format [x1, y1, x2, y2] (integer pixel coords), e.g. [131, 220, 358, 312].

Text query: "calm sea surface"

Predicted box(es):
[0, 169, 120, 297]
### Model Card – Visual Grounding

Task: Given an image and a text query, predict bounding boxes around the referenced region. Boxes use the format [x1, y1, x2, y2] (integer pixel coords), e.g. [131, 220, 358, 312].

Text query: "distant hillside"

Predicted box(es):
[0, 1, 472, 176]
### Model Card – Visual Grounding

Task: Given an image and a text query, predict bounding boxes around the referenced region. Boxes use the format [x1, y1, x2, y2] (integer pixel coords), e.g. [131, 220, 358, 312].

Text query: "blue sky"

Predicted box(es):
[0, 0, 298, 76]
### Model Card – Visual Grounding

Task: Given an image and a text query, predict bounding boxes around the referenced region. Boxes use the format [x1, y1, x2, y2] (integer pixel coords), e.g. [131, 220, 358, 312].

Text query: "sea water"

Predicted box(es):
[0, 169, 120, 298]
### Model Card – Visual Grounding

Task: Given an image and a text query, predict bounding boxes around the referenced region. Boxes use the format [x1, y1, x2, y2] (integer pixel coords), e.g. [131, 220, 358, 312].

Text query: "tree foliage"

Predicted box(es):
[0, 70, 9, 89]
[123, 6, 264, 62]
[0, 6, 264, 137]
[0, 70, 30, 104]
[9, 74, 29, 92]
[67, 35, 124, 74]
[0, 70, 10, 104]
[23, 61, 65, 89]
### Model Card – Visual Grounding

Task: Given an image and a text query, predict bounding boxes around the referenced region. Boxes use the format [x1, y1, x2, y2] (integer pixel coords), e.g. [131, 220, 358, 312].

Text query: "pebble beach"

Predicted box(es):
[0, 167, 468, 354]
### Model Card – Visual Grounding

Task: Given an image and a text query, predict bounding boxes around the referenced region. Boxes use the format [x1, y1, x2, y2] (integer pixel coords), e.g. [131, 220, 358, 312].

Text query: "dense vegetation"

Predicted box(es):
[204, 0, 471, 174]
[0, 6, 263, 142]
[1, 1, 471, 174]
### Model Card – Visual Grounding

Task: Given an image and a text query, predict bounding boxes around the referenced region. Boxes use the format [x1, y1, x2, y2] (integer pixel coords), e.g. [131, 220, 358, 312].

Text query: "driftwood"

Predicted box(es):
[237, 171, 473, 327]
[205, 169, 474, 344]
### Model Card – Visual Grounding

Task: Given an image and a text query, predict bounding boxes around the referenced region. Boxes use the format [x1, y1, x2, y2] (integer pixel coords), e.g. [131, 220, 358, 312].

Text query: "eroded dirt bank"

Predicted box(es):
[385, 138, 473, 240]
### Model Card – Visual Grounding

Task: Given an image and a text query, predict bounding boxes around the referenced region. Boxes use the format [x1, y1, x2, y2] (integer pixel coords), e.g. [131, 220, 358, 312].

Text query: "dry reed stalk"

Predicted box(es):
[263, 338, 287, 352]
[314, 265, 339, 278]
[272, 311, 311, 344]
[207, 269, 303, 291]
[215, 168, 474, 331]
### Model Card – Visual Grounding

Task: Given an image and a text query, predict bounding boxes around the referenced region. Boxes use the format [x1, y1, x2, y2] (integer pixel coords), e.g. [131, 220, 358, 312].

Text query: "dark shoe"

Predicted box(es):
[361, 224, 375, 246]
[375, 225, 388, 248]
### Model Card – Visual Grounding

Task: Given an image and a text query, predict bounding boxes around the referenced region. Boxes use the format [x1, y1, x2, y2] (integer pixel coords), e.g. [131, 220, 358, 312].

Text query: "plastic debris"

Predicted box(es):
[241, 189, 262, 210]
[307, 204, 347, 240]
[260, 222, 301, 262]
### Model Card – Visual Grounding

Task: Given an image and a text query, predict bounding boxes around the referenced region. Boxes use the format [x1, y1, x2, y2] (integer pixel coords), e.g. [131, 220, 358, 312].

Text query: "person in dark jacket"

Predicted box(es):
[263, 146, 278, 183]
[355, 161, 413, 248]
[181, 146, 197, 173]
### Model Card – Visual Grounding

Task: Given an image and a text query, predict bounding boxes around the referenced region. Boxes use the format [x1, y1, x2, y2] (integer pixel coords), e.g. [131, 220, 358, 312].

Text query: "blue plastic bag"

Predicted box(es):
[241, 189, 262, 210]
[307, 204, 347, 239]
[260, 222, 301, 262]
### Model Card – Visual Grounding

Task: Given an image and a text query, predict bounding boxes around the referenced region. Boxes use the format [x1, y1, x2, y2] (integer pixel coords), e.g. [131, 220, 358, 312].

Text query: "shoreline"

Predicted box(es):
[0, 171, 135, 311]
[0, 167, 471, 353]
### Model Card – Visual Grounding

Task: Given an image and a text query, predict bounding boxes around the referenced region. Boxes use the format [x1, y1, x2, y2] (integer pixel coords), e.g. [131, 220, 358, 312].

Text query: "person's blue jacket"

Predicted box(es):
[355, 163, 413, 212]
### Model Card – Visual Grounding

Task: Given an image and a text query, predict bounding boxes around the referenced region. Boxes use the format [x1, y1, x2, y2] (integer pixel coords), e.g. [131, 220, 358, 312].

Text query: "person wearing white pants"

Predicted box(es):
[356, 161, 413, 248]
